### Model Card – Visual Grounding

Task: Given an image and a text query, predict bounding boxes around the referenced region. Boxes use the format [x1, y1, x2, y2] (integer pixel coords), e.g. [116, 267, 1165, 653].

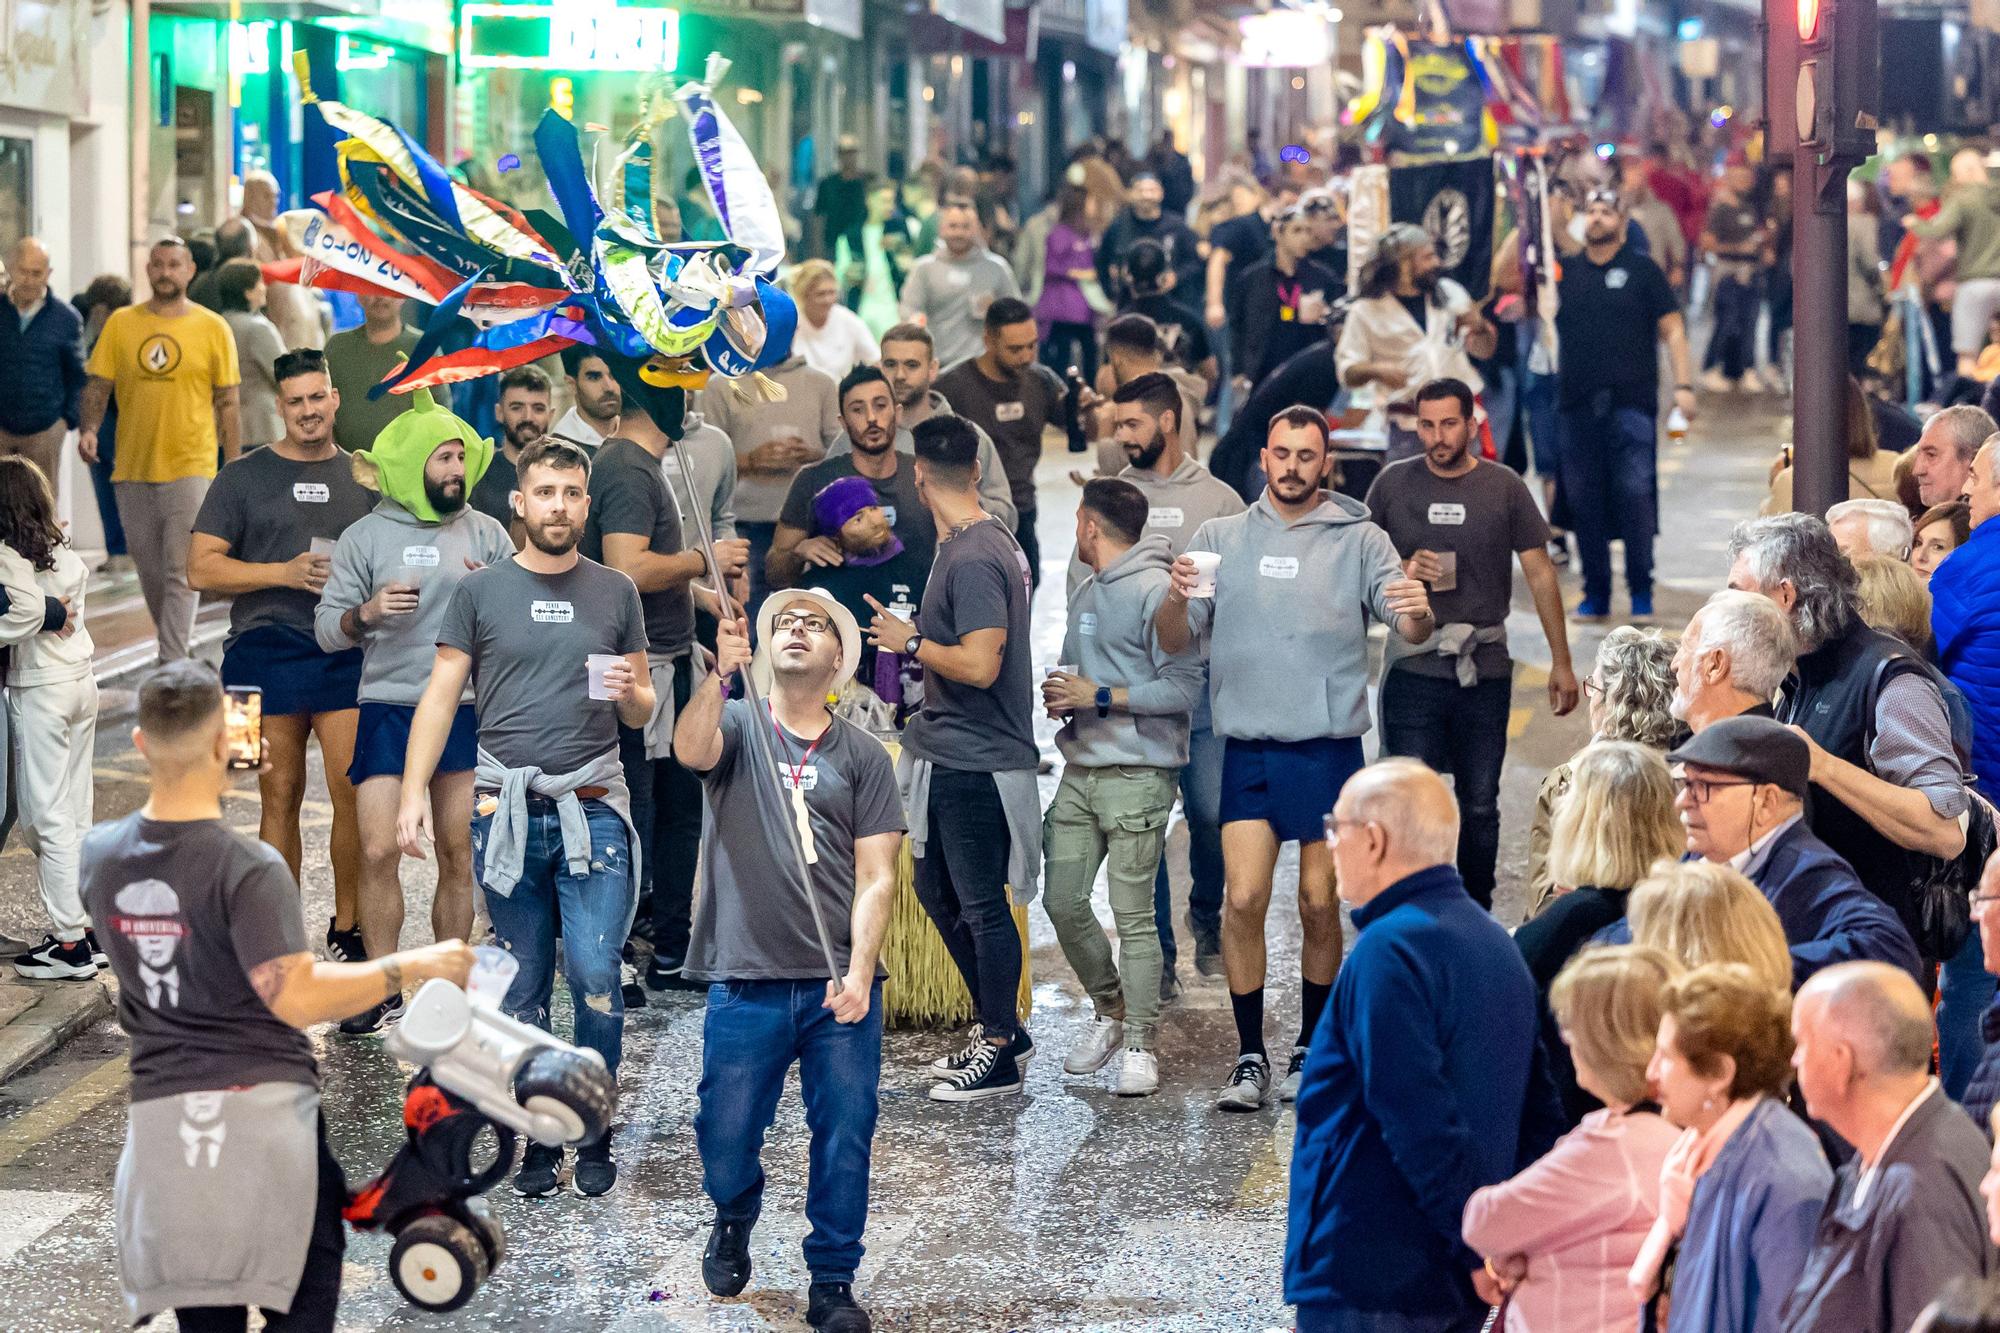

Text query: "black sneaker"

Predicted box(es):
[702, 1217, 754, 1297]
[806, 1281, 873, 1332]
[337, 993, 405, 1036]
[573, 1139, 617, 1196]
[927, 1023, 986, 1077]
[13, 935, 96, 980]
[1188, 914, 1224, 977]
[927, 1041, 1022, 1102]
[621, 960, 649, 1010]
[84, 929, 108, 967]
[515, 1142, 564, 1197]
[324, 918, 365, 963]
[1159, 961, 1182, 1005]
[645, 954, 705, 992]
[1006, 1027, 1036, 1068]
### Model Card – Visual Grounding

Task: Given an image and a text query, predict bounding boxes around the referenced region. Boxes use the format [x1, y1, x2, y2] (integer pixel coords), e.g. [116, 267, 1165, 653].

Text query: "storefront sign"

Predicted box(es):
[460, 2, 680, 71]
[1237, 10, 1332, 68]
[0, 0, 89, 120]
[934, 0, 1004, 44]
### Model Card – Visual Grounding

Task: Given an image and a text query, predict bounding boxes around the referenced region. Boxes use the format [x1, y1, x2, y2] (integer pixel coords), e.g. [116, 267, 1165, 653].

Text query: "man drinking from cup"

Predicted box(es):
[1157, 406, 1434, 1112]
[397, 435, 653, 1198]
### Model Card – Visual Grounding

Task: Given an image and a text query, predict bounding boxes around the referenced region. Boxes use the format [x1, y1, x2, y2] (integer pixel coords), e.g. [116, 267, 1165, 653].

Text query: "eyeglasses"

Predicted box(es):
[1582, 677, 1603, 699]
[1322, 813, 1378, 843]
[1972, 892, 2000, 909]
[772, 612, 832, 635]
[1672, 775, 1758, 803]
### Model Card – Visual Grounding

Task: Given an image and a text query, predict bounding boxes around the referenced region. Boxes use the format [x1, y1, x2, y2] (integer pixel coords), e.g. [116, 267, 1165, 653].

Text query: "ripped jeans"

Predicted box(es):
[471, 797, 636, 1076]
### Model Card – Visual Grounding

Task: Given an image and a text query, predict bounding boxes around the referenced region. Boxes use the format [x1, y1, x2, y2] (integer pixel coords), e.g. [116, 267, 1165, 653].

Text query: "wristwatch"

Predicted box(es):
[906, 632, 924, 658]
[1095, 686, 1112, 718]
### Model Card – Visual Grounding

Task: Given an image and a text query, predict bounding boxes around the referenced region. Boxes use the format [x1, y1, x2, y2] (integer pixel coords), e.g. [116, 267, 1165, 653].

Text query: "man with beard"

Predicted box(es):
[468, 365, 552, 543]
[1096, 173, 1203, 313]
[190, 349, 374, 962]
[1084, 315, 1202, 477]
[772, 367, 936, 590]
[324, 295, 417, 454]
[1364, 378, 1579, 911]
[314, 390, 514, 1032]
[581, 384, 749, 993]
[399, 436, 653, 1197]
[554, 346, 624, 452]
[1067, 372, 1242, 990]
[874, 323, 1015, 529]
[1157, 408, 1433, 1112]
[78, 236, 242, 663]
[1554, 189, 1696, 622]
[1334, 225, 1492, 467]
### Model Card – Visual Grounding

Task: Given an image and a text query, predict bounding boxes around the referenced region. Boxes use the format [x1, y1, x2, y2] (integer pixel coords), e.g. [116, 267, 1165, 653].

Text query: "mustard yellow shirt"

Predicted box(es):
[87, 304, 240, 483]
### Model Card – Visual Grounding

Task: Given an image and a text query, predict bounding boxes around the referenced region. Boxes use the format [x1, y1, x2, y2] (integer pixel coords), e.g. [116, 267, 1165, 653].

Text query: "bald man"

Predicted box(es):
[234, 171, 324, 350]
[0, 237, 85, 498]
[1779, 962, 1997, 1332]
[1286, 760, 1559, 1333]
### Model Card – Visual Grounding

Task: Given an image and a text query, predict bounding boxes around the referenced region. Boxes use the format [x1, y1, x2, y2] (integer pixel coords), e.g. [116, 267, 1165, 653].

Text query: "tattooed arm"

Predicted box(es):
[248, 940, 477, 1029]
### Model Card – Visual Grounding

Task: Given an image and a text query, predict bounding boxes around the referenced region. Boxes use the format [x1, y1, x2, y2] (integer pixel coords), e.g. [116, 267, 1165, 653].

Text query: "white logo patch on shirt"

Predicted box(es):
[401, 545, 441, 567]
[1147, 506, 1185, 529]
[994, 401, 1026, 423]
[1428, 503, 1467, 526]
[661, 454, 683, 474]
[777, 765, 821, 791]
[881, 504, 898, 527]
[1259, 555, 1300, 580]
[1078, 612, 1099, 636]
[530, 600, 575, 623]
[292, 482, 330, 504]
[1606, 268, 1629, 289]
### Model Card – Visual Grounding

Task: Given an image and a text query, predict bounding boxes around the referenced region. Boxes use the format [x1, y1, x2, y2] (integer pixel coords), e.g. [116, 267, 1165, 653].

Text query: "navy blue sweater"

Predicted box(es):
[0, 297, 84, 435]
[1285, 864, 1561, 1319]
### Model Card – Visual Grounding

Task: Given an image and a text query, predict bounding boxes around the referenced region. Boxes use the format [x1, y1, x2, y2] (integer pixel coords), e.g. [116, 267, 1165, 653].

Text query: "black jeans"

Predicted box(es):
[619, 656, 703, 963]
[1379, 669, 1511, 910]
[175, 1117, 346, 1333]
[1014, 511, 1041, 593]
[913, 766, 1022, 1038]
[1041, 320, 1099, 387]
[1706, 272, 1759, 380]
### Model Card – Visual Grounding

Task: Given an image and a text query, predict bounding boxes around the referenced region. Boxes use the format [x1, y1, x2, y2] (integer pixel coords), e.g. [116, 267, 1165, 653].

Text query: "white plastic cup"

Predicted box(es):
[586, 654, 623, 701]
[465, 944, 519, 1007]
[309, 537, 336, 559]
[1186, 551, 1221, 598]
[1052, 662, 1079, 678]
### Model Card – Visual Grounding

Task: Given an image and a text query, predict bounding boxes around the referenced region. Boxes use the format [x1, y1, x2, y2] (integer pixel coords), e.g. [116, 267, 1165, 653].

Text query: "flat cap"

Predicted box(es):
[1667, 714, 1811, 799]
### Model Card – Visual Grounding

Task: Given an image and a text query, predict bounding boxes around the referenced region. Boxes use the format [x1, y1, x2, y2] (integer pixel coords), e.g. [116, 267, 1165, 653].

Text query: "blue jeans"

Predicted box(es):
[1558, 401, 1657, 606]
[90, 404, 125, 557]
[471, 798, 637, 1075]
[1379, 670, 1511, 911]
[694, 978, 883, 1285]
[1518, 362, 1561, 486]
[1941, 927, 1997, 1099]
[1154, 714, 1224, 963]
[1706, 271, 1759, 380]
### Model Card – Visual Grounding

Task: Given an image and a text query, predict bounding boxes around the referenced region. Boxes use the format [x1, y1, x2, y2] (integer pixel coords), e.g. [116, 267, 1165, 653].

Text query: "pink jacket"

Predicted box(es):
[1461, 1106, 1680, 1333]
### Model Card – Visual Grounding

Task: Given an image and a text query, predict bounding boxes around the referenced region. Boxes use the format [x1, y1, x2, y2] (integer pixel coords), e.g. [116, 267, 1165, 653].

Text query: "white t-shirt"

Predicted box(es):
[790, 304, 881, 384]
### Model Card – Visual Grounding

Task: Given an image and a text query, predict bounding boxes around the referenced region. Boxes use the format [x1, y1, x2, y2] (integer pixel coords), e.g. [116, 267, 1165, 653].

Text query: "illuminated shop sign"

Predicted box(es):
[460, 2, 680, 71]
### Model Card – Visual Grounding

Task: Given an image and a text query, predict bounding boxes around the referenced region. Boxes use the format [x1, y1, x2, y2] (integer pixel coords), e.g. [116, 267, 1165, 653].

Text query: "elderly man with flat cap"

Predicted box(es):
[1670, 715, 1922, 988]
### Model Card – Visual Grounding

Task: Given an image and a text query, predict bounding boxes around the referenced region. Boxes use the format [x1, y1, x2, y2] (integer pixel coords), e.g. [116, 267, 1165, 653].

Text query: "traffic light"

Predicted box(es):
[1767, 0, 1879, 159]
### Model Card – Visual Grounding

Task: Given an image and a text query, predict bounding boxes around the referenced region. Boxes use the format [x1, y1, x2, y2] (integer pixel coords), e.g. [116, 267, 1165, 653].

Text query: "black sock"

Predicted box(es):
[1299, 979, 1333, 1050]
[1230, 987, 1266, 1057]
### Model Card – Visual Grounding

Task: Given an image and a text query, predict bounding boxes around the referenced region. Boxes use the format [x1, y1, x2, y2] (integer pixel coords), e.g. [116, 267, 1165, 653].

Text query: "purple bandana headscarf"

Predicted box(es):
[812, 474, 904, 567]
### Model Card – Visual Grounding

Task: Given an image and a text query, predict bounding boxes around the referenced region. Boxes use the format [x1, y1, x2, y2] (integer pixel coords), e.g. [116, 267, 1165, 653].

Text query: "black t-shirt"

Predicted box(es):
[580, 438, 696, 657]
[191, 446, 374, 647]
[1256, 261, 1338, 381]
[1397, 293, 1428, 332]
[1128, 293, 1212, 373]
[1308, 243, 1349, 297]
[814, 174, 869, 250]
[1553, 244, 1679, 411]
[1210, 213, 1272, 287]
[777, 449, 937, 575]
[935, 359, 1063, 517]
[468, 449, 518, 530]
[82, 814, 318, 1100]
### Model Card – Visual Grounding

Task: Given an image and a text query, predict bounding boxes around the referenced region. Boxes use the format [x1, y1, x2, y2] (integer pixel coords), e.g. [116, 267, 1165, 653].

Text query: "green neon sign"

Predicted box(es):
[460, 2, 679, 71]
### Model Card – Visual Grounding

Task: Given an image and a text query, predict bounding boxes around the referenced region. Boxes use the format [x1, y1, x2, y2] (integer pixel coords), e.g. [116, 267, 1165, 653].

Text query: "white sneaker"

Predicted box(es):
[1064, 1016, 1124, 1075]
[1114, 1048, 1159, 1097]
[1699, 368, 1734, 394]
[1279, 1046, 1309, 1103]
[1216, 1053, 1271, 1112]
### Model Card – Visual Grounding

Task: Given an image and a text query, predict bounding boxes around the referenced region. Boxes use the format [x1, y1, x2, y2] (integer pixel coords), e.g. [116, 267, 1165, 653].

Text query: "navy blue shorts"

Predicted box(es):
[220, 625, 362, 718]
[1219, 736, 1367, 844]
[348, 701, 479, 786]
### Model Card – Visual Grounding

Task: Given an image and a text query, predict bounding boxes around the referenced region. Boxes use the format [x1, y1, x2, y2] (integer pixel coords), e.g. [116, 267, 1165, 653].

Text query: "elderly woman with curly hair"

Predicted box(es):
[1527, 626, 1680, 911]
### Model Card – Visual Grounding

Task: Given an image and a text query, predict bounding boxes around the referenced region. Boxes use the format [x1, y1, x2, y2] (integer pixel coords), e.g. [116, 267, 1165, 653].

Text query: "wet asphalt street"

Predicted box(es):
[0, 401, 1774, 1331]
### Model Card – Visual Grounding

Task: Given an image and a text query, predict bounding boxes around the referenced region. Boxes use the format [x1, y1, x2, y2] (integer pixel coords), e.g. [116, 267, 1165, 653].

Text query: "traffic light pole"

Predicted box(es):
[1792, 156, 1855, 518]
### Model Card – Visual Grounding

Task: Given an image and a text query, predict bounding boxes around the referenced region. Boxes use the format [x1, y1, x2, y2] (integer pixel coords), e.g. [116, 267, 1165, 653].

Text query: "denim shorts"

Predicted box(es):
[221, 625, 362, 718]
[1219, 735, 1366, 844]
[347, 701, 478, 785]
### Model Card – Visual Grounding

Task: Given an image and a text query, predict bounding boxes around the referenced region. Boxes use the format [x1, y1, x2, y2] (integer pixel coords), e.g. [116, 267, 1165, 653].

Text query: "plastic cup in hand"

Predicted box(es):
[1052, 663, 1079, 678]
[1186, 551, 1221, 598]
[587, 653, 623, 701]
[309, 537, 336, 559]
[465, 944, 519, 1007]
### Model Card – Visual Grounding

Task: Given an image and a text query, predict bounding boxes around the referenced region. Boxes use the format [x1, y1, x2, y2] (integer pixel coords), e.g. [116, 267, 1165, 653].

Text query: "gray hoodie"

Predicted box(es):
[1065, 456, 1245, 598]
[1186, 493, 1404, 743]
[315, 498, 516, 705]
[664, 409, 738, 541]
[1057, 534, 1203, 769]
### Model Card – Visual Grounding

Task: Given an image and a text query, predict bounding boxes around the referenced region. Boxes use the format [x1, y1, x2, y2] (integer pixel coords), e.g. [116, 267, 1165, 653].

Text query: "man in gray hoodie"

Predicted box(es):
[1043, 479, 1203, 1098]
[1157, 406, 1434, 1113]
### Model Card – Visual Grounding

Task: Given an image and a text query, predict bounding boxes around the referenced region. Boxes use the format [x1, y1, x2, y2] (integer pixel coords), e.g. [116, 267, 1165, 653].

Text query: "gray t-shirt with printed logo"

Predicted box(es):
[81, 813, 317, 1101]
[437, 556, 647, 771]
[901, 516, 1038, 772]
[685, 701, 906, 981]
[192, 446, 374, 647]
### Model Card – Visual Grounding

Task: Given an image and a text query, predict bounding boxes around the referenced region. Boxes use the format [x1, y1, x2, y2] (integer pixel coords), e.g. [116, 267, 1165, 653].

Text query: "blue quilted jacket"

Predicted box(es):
[1932, 518, 2000, 792]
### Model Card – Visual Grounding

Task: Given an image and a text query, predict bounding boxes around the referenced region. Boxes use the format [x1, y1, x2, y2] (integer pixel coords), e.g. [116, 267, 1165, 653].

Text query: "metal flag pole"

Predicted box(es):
[658, 426, 844, 985]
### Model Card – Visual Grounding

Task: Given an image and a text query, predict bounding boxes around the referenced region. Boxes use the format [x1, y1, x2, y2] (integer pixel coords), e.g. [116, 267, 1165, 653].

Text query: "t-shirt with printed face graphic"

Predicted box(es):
[193, 446, 375, 648]
[437, 555, 647, 771]
[81, 813, 317, 1100]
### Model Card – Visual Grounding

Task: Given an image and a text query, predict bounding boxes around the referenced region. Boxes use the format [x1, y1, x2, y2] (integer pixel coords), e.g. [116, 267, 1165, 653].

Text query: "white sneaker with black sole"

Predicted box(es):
[1216, 1053, 1271, 1112]
[1064, 1017, 1123, 1075]
[14, 935, 97, 980]
[1278, 1046, 1308, 1103]
[1114, 1048, 1159, 1097]
[928, 1041, 1023, 1102]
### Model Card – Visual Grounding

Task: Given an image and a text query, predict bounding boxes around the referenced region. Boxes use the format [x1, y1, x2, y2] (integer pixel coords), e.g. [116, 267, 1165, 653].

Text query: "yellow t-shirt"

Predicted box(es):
[86, 304, 241, 483]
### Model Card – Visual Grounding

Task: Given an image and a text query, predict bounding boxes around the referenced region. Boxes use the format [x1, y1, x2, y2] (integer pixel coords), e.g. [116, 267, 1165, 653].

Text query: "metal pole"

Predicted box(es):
[1791, 152, 1851, 519]
[658, 431, 844, 986]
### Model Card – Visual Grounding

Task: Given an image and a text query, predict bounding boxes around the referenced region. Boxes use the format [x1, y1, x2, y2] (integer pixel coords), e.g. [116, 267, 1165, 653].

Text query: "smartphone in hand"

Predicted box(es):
[224, 686, 263, 771]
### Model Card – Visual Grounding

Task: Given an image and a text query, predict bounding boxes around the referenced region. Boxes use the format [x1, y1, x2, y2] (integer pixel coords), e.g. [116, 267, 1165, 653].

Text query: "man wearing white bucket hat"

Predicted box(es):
[674, 587, 903, 1333]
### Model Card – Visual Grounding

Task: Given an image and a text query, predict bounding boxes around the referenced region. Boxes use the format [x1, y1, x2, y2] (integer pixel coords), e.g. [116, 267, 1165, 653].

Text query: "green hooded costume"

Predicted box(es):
[353, 385, 495, 521]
